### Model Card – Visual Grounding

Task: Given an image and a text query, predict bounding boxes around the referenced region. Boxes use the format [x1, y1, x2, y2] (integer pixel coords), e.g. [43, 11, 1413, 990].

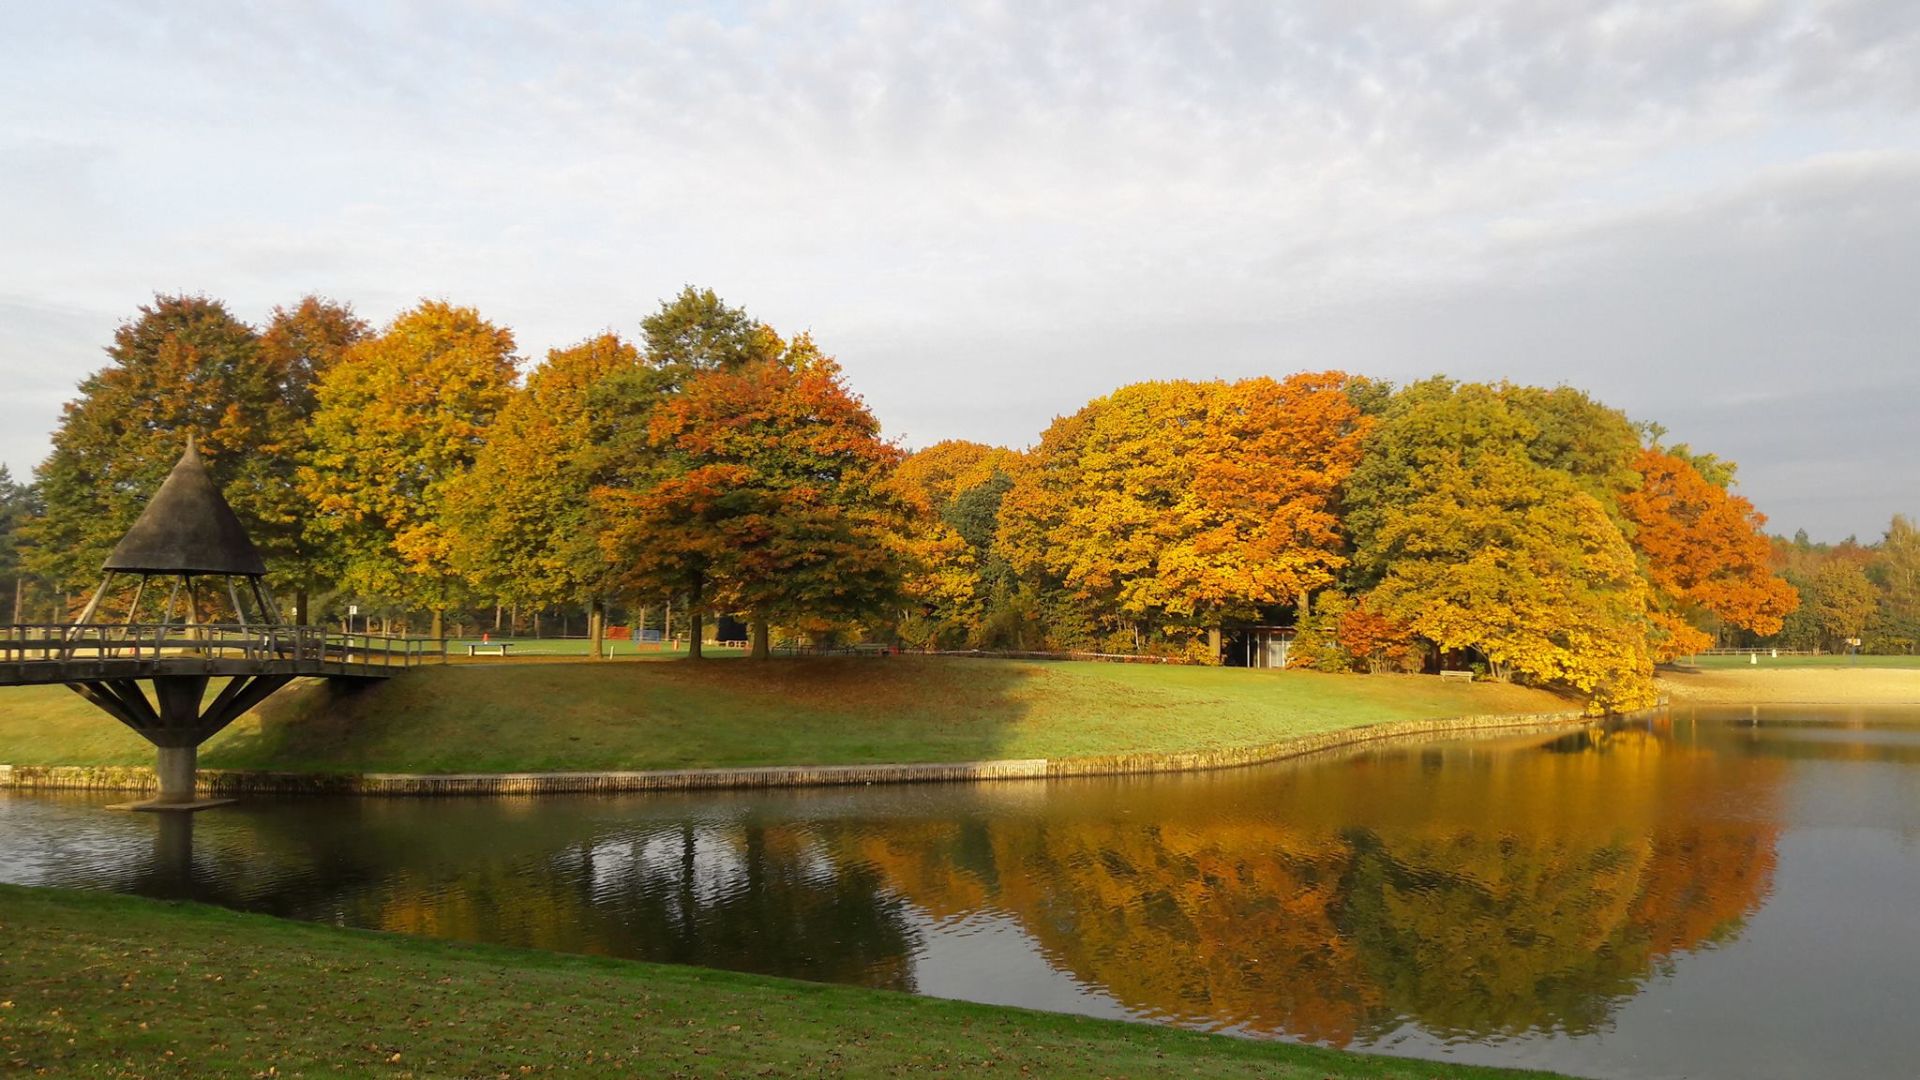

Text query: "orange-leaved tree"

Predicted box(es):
[997, 373, 1369, 652]
[1165, 372, 1372, 622]
[300, 301, 519, 638]
[600, 331, 904, 659]
[1618, 447, 1797, 660]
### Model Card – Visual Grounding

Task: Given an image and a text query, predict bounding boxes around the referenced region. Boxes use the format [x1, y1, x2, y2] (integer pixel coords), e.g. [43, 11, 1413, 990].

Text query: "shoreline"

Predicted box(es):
[9, 665, 1912, 800]
[0, 707, 1591, 797]
[1657, 665, 1920, 705]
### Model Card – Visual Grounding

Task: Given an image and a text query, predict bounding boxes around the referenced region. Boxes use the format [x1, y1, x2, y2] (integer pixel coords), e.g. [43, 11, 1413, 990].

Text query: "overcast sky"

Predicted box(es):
[3, 1, 1916, 539]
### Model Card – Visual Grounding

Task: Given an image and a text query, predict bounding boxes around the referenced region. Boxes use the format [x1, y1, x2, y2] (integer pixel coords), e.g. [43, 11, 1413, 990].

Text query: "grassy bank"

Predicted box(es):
[0, 656, 1570, 773]
[0, 886, 1556, 1079]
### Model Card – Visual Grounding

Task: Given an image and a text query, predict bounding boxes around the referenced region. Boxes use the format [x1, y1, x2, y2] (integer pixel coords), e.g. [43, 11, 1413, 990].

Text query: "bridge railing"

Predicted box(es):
[0, 624, 445, 669]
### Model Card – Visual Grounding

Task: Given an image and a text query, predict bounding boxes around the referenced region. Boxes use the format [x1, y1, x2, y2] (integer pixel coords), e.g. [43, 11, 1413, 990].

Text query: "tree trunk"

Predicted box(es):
[686, 575, 704, 660]
[534, 611, 542, 639]
[11, 576, 23, 625]
[589, 600, 605, 660]
[1208, 627, 1222, 659]
[431, 608, 444, 641]
[294, 587, 309, 627]
[750, 619, 771, 660]
[494, 603, 503, 632]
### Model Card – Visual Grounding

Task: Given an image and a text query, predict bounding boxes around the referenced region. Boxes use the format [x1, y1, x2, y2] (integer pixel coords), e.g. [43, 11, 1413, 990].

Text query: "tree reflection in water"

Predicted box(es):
[2, 717, 1787, 1049]
[833, 723, 1782, 1045]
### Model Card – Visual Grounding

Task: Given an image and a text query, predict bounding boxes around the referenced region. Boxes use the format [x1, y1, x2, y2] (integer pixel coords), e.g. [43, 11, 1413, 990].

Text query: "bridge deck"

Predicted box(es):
[0, 624, 443, 688]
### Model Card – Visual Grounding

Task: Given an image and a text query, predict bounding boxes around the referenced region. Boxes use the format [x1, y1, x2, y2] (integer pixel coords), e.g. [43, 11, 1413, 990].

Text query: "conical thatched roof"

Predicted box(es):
[102, 438, 268, 576]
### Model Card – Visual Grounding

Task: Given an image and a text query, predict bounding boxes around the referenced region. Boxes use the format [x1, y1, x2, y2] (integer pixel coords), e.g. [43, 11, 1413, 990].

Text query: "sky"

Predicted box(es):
[2, 0, 1916, 540]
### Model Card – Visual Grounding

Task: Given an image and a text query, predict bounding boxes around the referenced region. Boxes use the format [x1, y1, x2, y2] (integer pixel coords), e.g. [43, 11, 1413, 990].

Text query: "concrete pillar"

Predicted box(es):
[154, 745, 198, 804]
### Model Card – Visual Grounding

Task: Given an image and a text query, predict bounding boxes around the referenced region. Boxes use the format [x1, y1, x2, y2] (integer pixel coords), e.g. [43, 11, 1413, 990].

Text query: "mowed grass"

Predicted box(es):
[1686, 653, 1920, 670]
[0, 886, 1559, 1080]
[0, 656, 1570, 773]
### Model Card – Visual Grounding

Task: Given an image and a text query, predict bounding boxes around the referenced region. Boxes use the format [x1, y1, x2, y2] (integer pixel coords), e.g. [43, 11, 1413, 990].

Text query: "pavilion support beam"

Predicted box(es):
[68, 672, 255, 814]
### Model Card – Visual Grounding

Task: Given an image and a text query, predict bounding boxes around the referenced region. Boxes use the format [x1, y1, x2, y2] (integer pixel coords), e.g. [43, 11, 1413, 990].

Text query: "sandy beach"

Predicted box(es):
[1658, 666, 1920, 705]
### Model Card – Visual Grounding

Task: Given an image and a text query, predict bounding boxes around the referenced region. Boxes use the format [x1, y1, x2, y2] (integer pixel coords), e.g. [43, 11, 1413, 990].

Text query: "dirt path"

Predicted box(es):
[1658, 666, 1920, 705]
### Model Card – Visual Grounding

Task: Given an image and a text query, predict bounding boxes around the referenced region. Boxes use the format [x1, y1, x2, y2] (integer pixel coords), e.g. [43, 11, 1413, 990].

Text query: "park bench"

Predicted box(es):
[1438, 669, 1474, 682]
[466, 642, 514, 658]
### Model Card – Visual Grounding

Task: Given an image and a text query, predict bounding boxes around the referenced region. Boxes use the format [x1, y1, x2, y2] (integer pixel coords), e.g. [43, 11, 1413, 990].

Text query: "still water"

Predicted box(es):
[7, 706, 1920, 1079]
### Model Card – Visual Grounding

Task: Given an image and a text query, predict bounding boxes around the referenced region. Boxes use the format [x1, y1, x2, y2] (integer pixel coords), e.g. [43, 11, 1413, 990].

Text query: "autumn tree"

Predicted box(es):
[23, 294, 368, 624]
[0, 467, 38, 623]
[601, 330, 904, 659]
[27, 296, 285, 588]
[1336, 599, 1422, 674]
[1345, 379, 1642, 576]
[301, 301, 519, 638]
[253, 296, 370, 620]
[1362, 450, 1656, 712]
[998, 373, 1370, 653]
[889, 441, 1020, 647]
[1287, 590, 1358, 673]
[1618, 448, 1797, 660]
[1871, 515, 1920, 649]
[641, 286, 778, 389]
[585, 289, 783, 656]
[446, 333, 645, 657]
[1498, 383, 1643, 515]
[1345, 381, 1655, 710]
[1805, 560, 1877, 651]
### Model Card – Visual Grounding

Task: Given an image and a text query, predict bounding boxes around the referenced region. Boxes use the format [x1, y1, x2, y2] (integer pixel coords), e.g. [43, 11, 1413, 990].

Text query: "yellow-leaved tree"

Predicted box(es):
[301, 301, 519, 638]
[888, 440, 1021, 648]
[1364, 452, 1656, 713]
[444, 333, 646, 656]
[1345, 379, 1655, 711]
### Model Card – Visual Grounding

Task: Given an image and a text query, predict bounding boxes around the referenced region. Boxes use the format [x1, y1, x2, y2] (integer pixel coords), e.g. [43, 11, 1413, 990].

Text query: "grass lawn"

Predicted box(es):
[0, 885, 1557, 1079]
[0, 656, 1571, 773]
[1684, 653, 1920, 670]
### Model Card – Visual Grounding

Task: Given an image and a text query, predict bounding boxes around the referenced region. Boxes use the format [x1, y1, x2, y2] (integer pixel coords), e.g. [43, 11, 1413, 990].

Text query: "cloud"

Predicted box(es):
[1, 0, 1916, 539]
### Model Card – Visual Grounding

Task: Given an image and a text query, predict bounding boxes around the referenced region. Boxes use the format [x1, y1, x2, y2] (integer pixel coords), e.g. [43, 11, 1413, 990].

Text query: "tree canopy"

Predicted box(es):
[599, 328, 903, 657]
[12, 286, 1856, 708]
[300, 301, 520, 637]
[1619, 447, 1797, 660]
[445, 333, 645, 646]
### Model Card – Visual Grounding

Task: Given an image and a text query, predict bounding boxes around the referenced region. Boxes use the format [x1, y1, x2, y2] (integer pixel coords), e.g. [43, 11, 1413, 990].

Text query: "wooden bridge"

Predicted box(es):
[1, 623, 442, 811]
[7, 439, 448, 811]
[0, 623, 440, 687]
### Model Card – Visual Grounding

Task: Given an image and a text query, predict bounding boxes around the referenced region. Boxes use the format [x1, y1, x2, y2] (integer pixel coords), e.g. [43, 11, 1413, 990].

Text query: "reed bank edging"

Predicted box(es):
[0, 709, 1597, 797]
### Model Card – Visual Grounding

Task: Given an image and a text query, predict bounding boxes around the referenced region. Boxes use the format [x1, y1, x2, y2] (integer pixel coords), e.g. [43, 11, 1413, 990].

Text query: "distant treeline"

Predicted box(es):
[2, 288, 1888, 712]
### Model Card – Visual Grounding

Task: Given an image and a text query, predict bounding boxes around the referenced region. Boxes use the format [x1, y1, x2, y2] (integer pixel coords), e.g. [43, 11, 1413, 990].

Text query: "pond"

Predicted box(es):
[6, 705, 1920, 1079]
